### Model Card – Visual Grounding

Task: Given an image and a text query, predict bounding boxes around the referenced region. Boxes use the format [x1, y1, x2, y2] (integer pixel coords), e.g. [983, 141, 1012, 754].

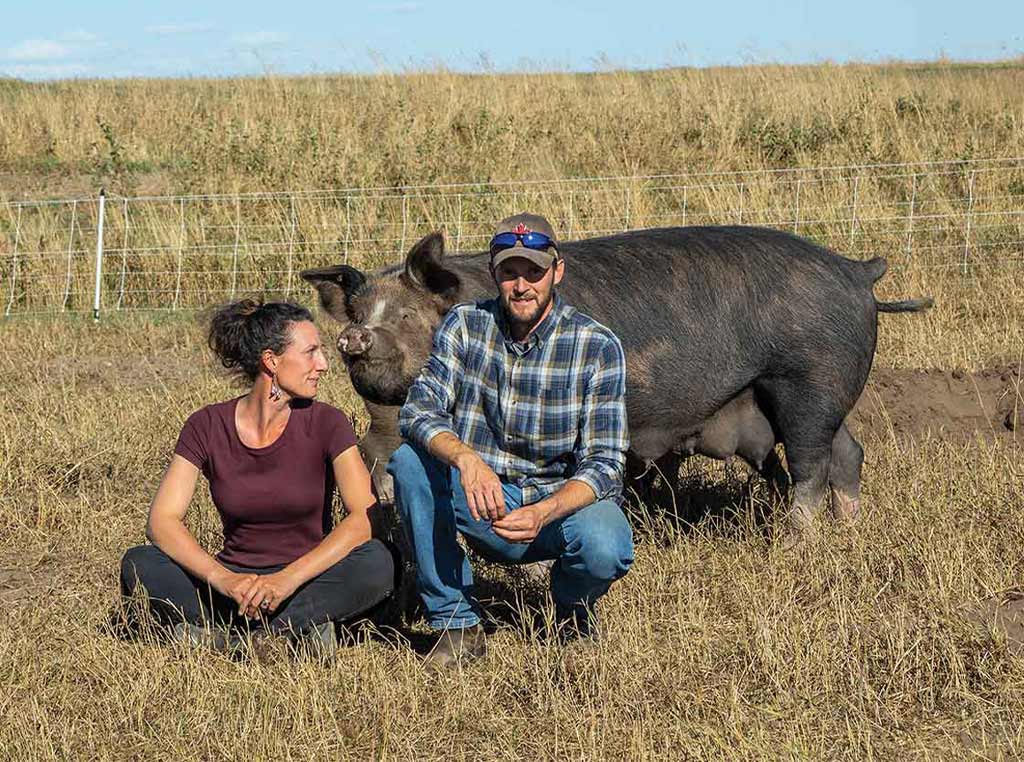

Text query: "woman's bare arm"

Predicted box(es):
[146, 454, 257, 605]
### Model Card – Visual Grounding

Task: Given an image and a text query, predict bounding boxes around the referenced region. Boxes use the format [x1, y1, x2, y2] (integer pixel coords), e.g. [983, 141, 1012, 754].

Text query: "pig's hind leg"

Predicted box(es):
[828, 423, 863, 522]
[753, 378, 842, 546]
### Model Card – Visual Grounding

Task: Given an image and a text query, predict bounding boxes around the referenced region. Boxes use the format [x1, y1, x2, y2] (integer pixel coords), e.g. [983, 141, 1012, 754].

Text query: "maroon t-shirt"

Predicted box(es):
[174, 398, 358, 568]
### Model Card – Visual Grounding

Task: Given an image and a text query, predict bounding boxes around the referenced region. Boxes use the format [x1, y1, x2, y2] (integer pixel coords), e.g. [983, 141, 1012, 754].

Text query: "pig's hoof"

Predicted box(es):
[830, 491, 861, 522]
[777, 508, 816, 551]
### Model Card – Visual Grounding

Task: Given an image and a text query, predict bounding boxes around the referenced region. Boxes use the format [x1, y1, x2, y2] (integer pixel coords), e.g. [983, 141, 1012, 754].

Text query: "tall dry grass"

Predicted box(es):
[2, 63, 1023, 195]
[0, 315, 1021, 759]
[1, 62, 1023, 759]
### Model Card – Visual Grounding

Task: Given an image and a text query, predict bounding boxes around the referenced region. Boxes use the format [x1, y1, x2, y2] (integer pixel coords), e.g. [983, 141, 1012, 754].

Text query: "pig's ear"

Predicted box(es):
[300, 264, 366, 322]
[403, 231, 461, 303]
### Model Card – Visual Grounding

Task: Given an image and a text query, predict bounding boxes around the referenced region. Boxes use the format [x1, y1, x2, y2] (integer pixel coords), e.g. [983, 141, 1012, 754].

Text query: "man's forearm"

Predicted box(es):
[530, 479, 597, 527]
[427, 431, 481, 469]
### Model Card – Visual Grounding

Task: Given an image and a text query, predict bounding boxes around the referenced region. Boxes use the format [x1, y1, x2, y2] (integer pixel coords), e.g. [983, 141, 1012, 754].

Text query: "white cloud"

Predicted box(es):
[233, 31, 288, 47]
[6, 39, 70, 61]
[145, 22, 215, 36]
[60, 29, 99, 43]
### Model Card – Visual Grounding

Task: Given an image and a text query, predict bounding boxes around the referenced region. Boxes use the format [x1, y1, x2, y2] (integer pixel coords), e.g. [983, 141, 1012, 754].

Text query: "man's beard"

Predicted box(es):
[502, 288, 553, 332]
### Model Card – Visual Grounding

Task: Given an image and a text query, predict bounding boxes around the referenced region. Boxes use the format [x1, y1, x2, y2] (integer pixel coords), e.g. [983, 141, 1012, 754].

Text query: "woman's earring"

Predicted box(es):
[270, 373, 282, 401]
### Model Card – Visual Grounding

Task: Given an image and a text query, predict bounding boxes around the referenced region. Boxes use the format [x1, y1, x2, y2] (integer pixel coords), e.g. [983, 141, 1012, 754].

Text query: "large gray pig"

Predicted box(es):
[301, 225, 931, 538]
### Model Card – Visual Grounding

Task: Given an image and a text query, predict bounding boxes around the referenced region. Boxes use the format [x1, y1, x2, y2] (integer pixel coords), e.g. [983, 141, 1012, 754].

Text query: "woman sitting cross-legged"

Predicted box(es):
[120, 299, 394, 657]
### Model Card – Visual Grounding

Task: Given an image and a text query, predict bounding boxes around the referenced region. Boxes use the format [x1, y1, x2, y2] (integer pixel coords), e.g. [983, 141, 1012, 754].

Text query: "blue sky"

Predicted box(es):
[1, 1, 1021, 80]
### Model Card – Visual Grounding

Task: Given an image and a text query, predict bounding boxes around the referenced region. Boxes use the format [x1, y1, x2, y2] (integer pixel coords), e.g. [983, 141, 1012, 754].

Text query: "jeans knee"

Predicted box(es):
[362, 539, 397, 600]
[572, 509, 634, 582]
[579, 536, 633, 582]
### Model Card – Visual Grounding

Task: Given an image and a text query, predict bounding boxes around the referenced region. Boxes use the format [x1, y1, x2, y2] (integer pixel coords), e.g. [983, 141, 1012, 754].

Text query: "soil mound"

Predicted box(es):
[851, 365, 1022, 442]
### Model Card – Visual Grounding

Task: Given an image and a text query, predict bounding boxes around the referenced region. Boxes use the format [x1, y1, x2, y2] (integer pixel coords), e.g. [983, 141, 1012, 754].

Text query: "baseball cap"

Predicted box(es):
[489, 213, 560, 269]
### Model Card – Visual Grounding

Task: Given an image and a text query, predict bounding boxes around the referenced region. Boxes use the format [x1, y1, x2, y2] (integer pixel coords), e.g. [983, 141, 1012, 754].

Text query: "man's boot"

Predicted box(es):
[423, 624, 487, 670]
[554, 604, 598, 643]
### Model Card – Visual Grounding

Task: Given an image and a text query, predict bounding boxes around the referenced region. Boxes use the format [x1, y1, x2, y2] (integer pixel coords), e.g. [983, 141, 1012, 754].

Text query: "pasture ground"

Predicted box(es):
[0, 312, 1021, 759]
[1, 61, 1023, 759]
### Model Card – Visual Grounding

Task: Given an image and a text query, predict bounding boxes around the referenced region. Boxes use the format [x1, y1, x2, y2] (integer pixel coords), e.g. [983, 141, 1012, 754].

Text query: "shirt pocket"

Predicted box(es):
[534, 383, 581, 458]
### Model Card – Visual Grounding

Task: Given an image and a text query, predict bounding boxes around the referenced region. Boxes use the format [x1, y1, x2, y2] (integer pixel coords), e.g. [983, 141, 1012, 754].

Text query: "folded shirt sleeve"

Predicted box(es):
[322, 404, 359, 461]
[399, 309, 466, 449]
[173, 407, 211, 476]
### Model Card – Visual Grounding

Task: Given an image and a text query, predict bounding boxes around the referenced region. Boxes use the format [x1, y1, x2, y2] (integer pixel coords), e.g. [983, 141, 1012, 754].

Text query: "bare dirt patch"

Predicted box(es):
[851, 365, 1023, 442]
[0, 553, 61, 608]
[968, 591, 1024, 656]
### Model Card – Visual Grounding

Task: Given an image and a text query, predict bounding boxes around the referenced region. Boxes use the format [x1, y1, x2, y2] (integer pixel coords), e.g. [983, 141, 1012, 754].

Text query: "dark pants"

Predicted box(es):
[120, 540, 395, 636]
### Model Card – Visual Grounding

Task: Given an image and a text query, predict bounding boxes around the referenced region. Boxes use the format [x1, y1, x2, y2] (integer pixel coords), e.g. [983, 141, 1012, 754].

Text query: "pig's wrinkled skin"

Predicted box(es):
[302, 225, 932, 541]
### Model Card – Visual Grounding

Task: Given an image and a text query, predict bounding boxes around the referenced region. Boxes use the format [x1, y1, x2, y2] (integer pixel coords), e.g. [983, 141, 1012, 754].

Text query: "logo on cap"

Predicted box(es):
[513, 222, 531, 235]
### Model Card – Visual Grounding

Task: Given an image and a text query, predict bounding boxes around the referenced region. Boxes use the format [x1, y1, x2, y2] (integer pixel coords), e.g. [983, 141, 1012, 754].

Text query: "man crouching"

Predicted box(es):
[387, 213, 633, 670]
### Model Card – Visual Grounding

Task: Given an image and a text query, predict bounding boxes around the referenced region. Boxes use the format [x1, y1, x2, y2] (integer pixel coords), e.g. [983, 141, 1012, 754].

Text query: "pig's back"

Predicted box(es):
[553, 225, 879, 425]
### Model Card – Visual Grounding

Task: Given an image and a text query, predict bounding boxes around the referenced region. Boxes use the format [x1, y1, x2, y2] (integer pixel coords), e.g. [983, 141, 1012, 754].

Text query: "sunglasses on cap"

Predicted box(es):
[488, 230, 557, 256]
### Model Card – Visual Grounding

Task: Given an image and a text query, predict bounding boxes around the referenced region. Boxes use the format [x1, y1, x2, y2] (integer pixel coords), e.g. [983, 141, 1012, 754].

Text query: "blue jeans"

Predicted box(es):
[387, 442, 634, 630]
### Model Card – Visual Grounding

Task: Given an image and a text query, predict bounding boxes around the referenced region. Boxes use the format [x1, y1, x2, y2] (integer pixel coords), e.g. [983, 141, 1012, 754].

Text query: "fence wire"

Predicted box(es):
[2, 157, 1023, 317]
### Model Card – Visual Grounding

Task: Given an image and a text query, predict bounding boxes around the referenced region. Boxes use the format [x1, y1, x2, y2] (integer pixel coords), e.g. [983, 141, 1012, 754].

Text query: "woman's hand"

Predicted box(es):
[238, 571, 302, 618]
[208, 567, 260, 608]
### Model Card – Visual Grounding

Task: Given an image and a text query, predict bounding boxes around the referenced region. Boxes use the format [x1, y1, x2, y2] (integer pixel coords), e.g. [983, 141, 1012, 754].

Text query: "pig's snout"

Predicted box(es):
[338, 326, 374, 356]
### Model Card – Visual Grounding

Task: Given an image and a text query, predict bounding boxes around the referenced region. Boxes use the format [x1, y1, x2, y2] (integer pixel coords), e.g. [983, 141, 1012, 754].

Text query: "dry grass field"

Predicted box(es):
[1, 62, 1023, 759]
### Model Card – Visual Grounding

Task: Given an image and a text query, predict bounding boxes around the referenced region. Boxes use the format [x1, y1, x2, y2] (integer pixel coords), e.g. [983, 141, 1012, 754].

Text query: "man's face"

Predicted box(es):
[493, 256, 565, 331]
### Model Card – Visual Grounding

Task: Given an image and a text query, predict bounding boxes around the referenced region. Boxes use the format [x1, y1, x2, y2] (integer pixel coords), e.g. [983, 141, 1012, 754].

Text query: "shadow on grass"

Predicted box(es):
[350, 561, 552, 656]
[625, 465, 788, 548]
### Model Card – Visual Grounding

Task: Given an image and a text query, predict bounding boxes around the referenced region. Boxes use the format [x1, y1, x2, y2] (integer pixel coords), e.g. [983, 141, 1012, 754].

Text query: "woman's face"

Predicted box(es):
[269, 320, 329, 399]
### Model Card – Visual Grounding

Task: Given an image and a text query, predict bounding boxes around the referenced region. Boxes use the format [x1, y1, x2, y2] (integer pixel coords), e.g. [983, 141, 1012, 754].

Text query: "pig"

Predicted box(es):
[301, 225, 932, 541]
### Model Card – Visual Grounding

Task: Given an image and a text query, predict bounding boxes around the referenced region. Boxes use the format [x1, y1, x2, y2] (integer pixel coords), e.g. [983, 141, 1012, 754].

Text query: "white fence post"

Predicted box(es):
[962, 170, 975, 275]
[92, 188, 106, 321]
[399, 194, 408, 255]
[5, 205, 22, 316]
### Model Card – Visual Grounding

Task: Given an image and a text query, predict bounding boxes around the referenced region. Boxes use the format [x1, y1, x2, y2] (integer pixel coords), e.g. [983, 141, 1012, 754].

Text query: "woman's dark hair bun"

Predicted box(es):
[207, 300, 313, 382]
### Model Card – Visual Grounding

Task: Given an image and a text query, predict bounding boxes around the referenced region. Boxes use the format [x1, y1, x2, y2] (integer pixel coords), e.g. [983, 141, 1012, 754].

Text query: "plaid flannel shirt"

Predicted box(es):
[399, 293, 629, 505]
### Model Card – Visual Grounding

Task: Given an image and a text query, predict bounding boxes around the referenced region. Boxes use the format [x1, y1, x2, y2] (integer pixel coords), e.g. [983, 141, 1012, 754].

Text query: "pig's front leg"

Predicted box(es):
[359, 400, 403, 503]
